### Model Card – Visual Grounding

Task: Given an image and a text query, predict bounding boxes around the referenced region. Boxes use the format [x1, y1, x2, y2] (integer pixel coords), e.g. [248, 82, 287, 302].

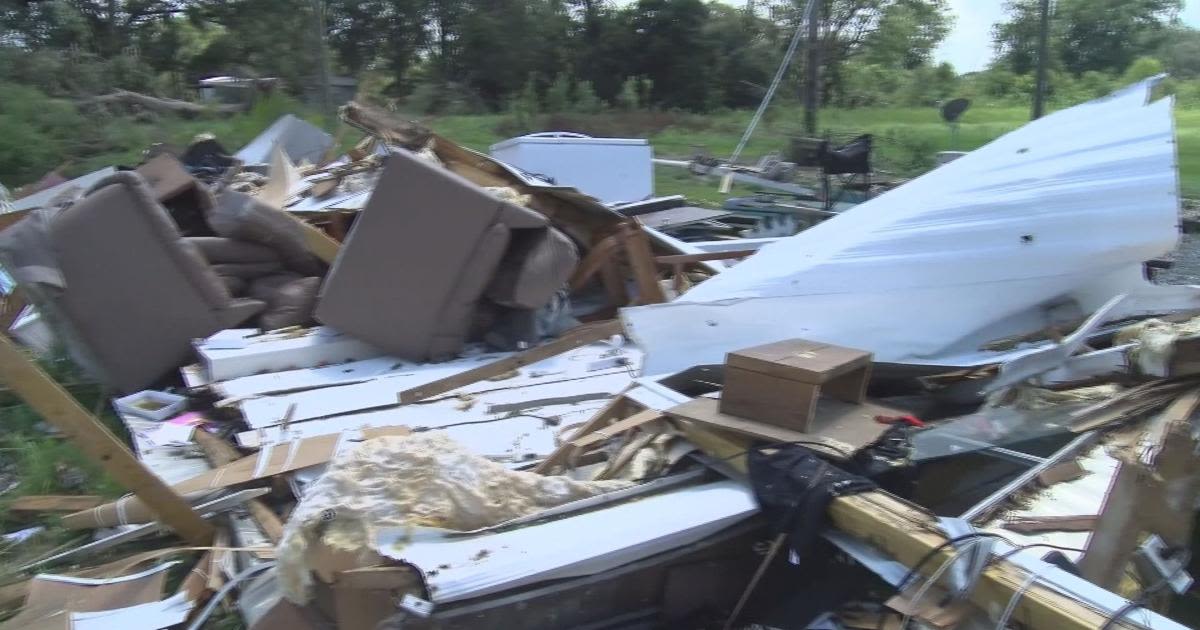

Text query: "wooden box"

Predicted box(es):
[719, 339, 872, 431]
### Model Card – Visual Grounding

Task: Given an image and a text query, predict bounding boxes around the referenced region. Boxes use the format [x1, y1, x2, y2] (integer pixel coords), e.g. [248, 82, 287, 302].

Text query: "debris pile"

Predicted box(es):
[0, 78, 1199, 630]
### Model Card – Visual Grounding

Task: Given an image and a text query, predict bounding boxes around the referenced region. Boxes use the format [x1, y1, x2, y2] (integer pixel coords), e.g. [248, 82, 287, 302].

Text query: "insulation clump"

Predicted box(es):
[1115, 316, 1200, 377]
[277, 433, 631, 602]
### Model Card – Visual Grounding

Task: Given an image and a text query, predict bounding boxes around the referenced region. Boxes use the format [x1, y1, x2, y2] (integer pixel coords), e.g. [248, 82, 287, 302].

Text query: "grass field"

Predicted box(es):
[423, 104, 1200, 203]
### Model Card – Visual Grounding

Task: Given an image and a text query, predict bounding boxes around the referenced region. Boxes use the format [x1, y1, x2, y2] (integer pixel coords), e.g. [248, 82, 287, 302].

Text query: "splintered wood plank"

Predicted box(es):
[192, 429, 285, 544]
[682, 416, 1163, 630]
[569, 409, 665, 449]
[397, 320, 624, 404]
[828, 490, 1150, 630]
[293, 212, 342, 262]
[0, 334, 213, 545]
[654, 249, 757, 265]
[7, 495, 103, 515]
[533, 389, 635, 475]
[569, 234, 622, 291]
[622, 222, 667, 305]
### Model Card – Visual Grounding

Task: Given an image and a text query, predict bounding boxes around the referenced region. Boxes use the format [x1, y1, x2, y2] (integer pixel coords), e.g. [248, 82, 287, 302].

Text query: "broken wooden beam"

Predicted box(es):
[533, 387, 635, 475]
[0, 334, 213, 545]
[622, 222, 667, 305]
[679, 422, 1161, 630]
[654, 249, 757, 265]
[6, 495, 103, 516]
[192, 429, 285, 544]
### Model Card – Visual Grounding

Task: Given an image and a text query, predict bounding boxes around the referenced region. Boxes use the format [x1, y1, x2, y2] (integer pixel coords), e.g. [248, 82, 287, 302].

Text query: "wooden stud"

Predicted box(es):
[397, 320, 624, 404]
[654, 249, 758, 265]
[7, 494, 103, 515]
[0, 288, 27, 332]
[569, 234, 623, 291]
[533, 388, 635, 475]
[678, 419, 1152, 629]
[621, 222, 667, 305]
[0, 334, 213, 545]
[569, 409, 665, 449]
[599, 257, 630, 310]
[293, 212, 342, 263]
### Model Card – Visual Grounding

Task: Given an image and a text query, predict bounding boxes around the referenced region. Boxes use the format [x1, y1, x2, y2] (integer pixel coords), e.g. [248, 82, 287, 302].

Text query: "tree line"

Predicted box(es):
[0, 0, 1196, 115]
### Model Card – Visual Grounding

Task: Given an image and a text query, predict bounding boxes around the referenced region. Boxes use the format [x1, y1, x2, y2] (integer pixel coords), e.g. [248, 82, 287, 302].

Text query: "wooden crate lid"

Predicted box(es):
[725, 338, 872, 384]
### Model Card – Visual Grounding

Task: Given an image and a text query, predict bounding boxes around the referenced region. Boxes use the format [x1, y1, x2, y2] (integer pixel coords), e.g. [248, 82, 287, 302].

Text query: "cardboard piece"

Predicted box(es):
[135, 154, 196, 203]
[62, 426, 410, 529]
[329, 567, 421, 630]
[667, 396, 895, 457]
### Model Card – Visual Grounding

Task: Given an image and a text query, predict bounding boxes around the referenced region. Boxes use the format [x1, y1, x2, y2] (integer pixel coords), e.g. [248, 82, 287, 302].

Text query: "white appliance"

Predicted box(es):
[489, 132, 652, 204]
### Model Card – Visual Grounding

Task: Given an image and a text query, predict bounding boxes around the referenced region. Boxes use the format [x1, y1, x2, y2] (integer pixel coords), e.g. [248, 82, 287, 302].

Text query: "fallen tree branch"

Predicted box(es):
[79, 90, 246, 117]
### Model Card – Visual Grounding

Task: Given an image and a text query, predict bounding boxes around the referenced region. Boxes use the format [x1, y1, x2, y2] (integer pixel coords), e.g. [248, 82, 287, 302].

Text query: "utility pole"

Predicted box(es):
[312, 0, 334, 123]
[1032, 0, 1051, 119]
[804, 1, 820, 134]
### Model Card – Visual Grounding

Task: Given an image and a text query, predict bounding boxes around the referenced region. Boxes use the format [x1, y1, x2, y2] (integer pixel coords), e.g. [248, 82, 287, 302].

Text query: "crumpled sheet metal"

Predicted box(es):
[622, 78, 1195, 375]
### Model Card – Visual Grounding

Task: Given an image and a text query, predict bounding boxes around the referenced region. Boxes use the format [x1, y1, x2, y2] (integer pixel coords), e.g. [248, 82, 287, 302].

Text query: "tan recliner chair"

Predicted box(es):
[315, 149, 578, 362]
[0, 172, 265, 393]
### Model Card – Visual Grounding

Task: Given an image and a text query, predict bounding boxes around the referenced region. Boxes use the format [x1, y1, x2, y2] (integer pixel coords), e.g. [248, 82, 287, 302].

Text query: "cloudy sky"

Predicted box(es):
[933, 0, 1200, 72]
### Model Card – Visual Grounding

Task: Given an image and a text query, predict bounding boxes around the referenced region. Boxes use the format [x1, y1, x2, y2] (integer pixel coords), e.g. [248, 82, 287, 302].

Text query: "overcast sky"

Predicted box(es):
[932, 0, 1200, 72]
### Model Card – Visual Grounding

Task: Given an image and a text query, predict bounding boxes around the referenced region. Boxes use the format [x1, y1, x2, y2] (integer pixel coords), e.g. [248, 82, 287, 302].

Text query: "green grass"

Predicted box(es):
[425, 104, 1200, 198]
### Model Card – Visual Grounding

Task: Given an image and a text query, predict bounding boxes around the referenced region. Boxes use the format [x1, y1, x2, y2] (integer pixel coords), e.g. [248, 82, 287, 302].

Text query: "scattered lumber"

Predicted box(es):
[397, 319, 624, 404]
[0, 334, 213, 545]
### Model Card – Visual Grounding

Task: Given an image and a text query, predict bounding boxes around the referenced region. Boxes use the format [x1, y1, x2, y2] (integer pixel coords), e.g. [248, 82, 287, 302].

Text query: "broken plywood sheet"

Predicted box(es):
[666, 395, 895, 456]
[375, 480, 758, 604]
[232, 342, 639, 429]
[236, 370, 633, 461]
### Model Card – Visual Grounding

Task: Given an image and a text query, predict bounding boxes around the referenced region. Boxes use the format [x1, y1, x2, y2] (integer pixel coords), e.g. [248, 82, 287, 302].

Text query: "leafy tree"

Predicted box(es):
[572, 79, 603, 112]
[1157, 26, 1200, 79]
[705, 3, 778, 108]
[1056, 0, 1179, 75]
[767, 0, 950, 103]
[993, 0, 1180, 77]
[545, 72, 572, 112]
[628, 0, 715, 111]
[327, 0, 426, 92]
[1122, 56, 1165, 83]
[861, 0, 952, 70]
[991, 0, 1049, 76]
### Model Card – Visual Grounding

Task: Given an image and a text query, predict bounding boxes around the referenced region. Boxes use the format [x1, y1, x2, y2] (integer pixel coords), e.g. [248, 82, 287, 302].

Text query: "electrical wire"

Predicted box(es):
[989, 542, 1087, 566]
[727, 0, 817, 165]
[896, 532, 1011, 593]
[899, 538, 988, 630]
[1098, 549, 1191, 630]
[994, 565, 1047, 630]
[185, 561, 277, 630]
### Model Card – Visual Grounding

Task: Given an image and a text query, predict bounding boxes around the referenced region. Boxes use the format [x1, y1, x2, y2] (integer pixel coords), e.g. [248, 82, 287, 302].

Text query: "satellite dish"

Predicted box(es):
[941, 98, 971, 123]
